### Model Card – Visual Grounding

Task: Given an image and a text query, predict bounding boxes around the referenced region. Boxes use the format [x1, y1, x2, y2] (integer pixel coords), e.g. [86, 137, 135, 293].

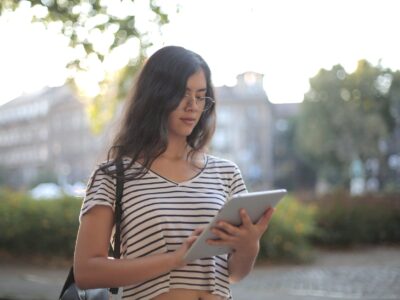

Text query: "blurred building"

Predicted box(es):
[0, 86, 108, 188]
[213, 72, 274, 190]
[0, 73, 300, 191]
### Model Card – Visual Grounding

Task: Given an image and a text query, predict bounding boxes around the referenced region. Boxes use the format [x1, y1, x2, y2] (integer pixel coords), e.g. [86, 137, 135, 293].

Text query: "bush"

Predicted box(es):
[1, 189, 318, 263]
[0, 188, 81, 257]
[258, 195, 318, 263]
[312, 191, 400, 246]
[3, 187, 398, 263]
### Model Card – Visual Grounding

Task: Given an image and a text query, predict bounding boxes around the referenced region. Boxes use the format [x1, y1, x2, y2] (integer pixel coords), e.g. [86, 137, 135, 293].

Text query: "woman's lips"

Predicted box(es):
[180, 118, 196, 126]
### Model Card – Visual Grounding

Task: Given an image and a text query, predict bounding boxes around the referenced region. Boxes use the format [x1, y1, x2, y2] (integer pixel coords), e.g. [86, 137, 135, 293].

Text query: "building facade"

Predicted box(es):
[0, 72, 285, 191]
[212, 72, 275, 191]
[0, 86, 108, 188]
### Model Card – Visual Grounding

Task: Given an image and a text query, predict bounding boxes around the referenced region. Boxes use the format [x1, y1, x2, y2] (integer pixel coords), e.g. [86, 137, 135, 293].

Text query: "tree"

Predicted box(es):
[273, 116, 316, 191]
[0, 0, 169, 132]
[295, 60, 398, 191]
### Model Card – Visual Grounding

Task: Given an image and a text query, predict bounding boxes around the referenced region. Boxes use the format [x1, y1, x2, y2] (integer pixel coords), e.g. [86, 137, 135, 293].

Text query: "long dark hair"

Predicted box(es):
[99, 46, 216, 179]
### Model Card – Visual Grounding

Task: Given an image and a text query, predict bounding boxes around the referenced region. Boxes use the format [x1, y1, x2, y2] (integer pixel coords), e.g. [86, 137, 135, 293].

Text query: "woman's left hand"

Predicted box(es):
[207, 207, 275, 256]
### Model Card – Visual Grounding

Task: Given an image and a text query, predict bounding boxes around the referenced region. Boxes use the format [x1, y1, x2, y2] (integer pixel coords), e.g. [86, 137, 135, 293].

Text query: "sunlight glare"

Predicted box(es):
[0, 0, 400, 105]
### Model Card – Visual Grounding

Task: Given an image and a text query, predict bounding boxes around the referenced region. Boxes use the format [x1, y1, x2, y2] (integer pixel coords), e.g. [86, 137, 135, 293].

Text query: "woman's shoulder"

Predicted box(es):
[206, 154, 240, 170]
[93, 156, 139, 174]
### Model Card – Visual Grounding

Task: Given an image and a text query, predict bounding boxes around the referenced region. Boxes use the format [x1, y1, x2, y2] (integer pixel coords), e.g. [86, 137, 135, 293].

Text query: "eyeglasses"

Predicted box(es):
[182, 94, 215, 112]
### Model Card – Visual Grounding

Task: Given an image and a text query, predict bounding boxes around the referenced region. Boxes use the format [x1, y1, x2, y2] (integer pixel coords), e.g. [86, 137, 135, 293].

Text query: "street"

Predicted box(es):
[0, 246, 399, 300]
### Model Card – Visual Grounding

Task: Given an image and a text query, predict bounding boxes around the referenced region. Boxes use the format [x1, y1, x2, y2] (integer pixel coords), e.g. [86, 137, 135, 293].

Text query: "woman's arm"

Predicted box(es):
[74, 205, 200, 289]
[206, 207, 275, 283]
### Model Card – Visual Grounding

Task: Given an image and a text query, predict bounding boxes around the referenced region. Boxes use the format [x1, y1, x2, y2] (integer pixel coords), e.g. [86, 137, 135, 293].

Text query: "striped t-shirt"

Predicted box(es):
[80, 154, 247, 300]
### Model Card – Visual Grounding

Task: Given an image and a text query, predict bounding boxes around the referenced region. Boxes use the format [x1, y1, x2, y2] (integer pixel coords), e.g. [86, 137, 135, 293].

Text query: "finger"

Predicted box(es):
[206, 236, 233, 247]
[211, 227, 235, 241]
[185, 235, 198, 249]
[216, 221, 240, 236]
[240, 208, 253, 227]
[192, 226, 205, 236]
[257, 207, 275, 228]
[185, 227, 204, 250]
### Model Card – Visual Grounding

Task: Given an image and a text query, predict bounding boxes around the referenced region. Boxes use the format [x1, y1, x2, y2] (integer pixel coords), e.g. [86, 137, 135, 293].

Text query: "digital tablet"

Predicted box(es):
[184, 189, 287, 262]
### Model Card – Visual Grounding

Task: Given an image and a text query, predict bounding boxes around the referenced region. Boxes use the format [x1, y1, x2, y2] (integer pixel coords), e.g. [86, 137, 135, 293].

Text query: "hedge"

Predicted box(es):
[259, 195, 317, 262]
[1, 188, 399, 262]
[0, 189, 317, 262]
[311, 191, 400, 246]
[0, 188, 81, 256]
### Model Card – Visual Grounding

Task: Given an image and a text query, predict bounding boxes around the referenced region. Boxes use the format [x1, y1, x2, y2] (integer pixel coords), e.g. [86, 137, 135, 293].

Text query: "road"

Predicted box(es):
[0, 246, 399, 300]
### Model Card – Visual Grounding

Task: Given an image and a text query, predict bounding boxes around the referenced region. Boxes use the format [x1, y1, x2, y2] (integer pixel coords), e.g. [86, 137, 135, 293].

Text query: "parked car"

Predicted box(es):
[30, 182, 63, 199]
[30, 181, 86, 199]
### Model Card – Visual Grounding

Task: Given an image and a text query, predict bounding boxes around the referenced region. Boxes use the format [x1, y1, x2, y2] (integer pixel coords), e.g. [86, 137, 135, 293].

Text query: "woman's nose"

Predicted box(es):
[184, 95, 199, 110]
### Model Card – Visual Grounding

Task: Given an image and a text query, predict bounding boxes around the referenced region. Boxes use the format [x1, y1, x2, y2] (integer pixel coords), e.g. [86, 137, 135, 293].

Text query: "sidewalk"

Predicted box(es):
[0, 246, 399, 300]
[232, 246, 400, 300]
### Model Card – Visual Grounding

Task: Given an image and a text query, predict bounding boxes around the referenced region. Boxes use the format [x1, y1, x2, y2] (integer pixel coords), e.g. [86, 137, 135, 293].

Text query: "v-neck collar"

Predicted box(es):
[135, 154, 209, 186]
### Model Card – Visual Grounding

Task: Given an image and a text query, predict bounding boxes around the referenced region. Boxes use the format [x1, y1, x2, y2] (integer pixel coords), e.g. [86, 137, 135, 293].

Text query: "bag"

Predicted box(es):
[59, 267, 109, 300]
[59, 159, 124, 300]
[61, 287, 108, 300]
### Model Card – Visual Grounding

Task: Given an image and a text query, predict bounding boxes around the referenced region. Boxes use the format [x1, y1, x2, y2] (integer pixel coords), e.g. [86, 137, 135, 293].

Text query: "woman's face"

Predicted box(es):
[167, 69, 207, 140]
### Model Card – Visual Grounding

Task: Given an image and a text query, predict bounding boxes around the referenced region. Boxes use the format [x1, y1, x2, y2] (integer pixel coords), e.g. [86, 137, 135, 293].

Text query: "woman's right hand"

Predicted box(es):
[75, 207, 205, 287]
[172, 227, 204, 268]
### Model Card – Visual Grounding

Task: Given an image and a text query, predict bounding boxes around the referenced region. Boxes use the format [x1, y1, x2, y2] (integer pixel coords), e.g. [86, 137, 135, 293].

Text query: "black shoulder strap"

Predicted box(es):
[113, 158, 124, 259]
[60, 159, 125, 299]
[110, 158, 124, 294]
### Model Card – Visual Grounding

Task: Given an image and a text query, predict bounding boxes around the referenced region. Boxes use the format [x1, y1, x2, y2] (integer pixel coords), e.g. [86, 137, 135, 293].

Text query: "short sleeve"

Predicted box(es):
[79, 167, 116, 222]
[229, 165, 248, 197]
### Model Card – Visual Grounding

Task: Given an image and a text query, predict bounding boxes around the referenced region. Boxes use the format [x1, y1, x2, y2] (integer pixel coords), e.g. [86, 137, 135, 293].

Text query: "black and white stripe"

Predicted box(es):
[80, 155, 247, 300]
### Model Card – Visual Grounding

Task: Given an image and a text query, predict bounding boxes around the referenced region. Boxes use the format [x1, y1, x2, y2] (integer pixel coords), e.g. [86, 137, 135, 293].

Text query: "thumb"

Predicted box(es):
[192, 226, 205, 236]
[184, 235, 198, 250]
[182, 227, 203, 251]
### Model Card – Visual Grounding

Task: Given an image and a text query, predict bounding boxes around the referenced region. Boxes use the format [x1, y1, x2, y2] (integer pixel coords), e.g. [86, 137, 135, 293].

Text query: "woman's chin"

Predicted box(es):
[169, 129, 194, 139]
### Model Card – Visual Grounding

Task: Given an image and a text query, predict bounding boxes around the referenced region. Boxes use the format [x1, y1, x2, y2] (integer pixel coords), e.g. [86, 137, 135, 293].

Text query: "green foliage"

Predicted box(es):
[295, 60, 400, 189]
[273, 117, 317, 190]
[0, 1, 168, 52]
[312, 191, 400, 246]
[83, 54, 145, 133]
[0, 188, 81, 256]
[0, 0, 170, 131]
[2, 188, 399, 263]
[259, 196, 318, 263]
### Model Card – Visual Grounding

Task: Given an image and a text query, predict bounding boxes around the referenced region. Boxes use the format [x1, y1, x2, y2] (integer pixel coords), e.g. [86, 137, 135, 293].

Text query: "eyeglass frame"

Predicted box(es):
[181, 93, 215, 112]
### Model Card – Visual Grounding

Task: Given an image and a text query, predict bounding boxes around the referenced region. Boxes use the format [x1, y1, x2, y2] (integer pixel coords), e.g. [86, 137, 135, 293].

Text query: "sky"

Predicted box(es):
[0, 0, 400, 106]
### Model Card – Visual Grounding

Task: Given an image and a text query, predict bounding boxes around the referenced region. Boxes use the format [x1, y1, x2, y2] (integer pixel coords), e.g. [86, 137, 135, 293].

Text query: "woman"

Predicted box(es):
[74, 46, 274, 300]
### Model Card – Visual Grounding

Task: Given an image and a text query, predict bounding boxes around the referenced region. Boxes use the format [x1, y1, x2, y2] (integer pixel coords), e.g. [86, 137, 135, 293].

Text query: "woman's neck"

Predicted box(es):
[161, 138, 190, 161]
